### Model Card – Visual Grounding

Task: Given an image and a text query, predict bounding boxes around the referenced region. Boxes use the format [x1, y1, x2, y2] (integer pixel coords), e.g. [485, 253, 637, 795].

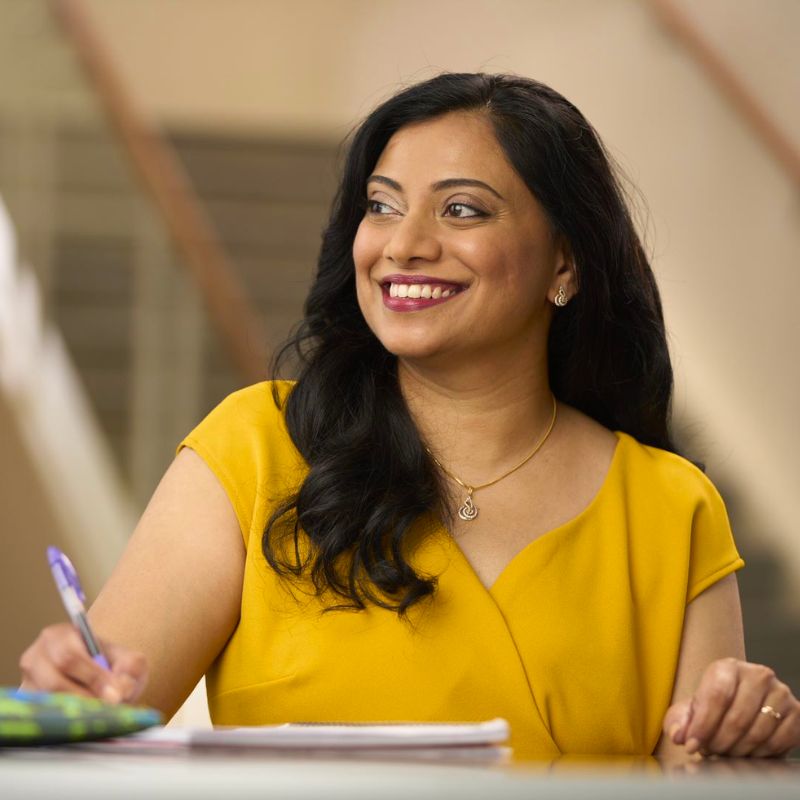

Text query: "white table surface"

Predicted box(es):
[2, 748, 799, 800]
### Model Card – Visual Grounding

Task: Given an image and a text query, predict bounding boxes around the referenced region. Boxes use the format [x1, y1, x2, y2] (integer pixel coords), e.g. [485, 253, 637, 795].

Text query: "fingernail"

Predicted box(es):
[668, 723, 681, 742]
[101, 685, 121, 704]
[685, 737, 700, 754]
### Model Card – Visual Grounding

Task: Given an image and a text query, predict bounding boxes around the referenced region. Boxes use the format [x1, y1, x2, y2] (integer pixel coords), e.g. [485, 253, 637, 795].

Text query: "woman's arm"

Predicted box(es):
[656, 573, 800, 757]
[20, 447, 245, 718]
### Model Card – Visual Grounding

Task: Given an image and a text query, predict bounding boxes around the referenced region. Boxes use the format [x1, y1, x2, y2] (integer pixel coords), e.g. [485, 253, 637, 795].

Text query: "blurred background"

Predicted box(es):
[1, 0, 798, 725]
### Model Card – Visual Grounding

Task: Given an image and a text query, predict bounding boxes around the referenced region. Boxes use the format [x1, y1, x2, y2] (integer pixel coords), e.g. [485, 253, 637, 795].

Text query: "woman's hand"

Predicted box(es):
[19, 622, 148, 705]
[663, 658, 800, 757]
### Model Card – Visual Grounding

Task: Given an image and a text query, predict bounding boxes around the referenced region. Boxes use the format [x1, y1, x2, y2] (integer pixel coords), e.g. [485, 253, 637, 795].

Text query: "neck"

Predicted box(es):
[399, 347, 555, 486]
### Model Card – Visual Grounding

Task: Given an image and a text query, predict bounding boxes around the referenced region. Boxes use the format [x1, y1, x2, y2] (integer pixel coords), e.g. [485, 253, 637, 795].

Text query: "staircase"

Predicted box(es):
[42, 123, 338, 503]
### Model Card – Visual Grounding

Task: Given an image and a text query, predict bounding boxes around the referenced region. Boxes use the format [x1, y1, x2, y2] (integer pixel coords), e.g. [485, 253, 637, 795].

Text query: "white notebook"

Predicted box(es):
[125, 718, 509, 750]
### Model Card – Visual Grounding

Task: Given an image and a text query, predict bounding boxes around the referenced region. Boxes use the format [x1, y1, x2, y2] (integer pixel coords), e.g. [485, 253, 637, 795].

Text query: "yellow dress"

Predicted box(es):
[179, 381, 744, 758]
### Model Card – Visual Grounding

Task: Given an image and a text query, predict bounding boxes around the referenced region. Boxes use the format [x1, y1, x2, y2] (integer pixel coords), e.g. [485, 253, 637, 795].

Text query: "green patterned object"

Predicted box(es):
[0, 687, 162, 746]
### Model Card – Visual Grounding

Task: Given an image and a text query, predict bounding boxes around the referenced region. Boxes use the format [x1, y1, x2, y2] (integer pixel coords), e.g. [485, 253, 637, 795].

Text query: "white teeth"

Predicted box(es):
[387, 283, 460, 299]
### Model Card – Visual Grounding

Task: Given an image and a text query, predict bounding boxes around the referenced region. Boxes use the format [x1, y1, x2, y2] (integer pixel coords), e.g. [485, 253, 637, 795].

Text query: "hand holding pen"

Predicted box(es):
[47, 547, 110, 670]
[17, 547, 148, 704]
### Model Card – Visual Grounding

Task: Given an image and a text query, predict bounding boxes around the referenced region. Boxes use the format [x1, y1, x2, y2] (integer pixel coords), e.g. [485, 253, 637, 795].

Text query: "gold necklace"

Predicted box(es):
[425, 395, 558, 522]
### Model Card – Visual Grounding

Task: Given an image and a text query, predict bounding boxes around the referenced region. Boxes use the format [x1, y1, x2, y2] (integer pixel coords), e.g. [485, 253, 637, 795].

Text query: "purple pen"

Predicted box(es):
[47, 546, 110, 670]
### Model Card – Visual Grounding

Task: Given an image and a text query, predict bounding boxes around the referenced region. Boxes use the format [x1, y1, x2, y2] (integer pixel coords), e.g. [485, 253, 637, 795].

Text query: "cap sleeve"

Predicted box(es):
[686, 475, 744, 603]
[177, 381, 293, 547]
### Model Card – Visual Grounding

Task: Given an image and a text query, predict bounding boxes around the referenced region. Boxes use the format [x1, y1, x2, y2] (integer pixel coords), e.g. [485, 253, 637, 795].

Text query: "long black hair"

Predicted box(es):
[264, 73, 674, 613]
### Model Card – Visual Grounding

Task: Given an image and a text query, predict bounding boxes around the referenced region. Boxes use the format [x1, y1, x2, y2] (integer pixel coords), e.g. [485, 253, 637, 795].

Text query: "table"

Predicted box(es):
[2, 749, 799, 800]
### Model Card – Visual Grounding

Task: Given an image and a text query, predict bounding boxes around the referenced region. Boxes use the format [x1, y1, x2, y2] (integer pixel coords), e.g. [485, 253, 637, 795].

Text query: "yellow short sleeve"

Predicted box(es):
[177, 381, 300, 547]
[685, 471, 744, 603]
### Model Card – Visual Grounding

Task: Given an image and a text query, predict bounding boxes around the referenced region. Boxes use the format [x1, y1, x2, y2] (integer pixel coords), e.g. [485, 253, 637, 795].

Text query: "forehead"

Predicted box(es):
[374, 111, 519, 187]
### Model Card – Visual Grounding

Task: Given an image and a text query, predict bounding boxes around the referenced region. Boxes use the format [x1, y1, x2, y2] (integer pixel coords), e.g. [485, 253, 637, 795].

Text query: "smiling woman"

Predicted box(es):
[354, 111, 566, 365]
[19, 73, 800, 761]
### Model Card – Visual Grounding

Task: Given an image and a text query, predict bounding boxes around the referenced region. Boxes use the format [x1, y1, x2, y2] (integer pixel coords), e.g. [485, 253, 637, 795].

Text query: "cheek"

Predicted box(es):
[352, 221, 380, 279]
[456, 234, 522, 283]
[476, 231, 554, 285]
[353, 223, 378, 323]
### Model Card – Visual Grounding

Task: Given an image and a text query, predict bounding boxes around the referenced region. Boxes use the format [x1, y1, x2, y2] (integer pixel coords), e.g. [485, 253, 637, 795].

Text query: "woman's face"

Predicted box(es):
[353, 111, 572, 366]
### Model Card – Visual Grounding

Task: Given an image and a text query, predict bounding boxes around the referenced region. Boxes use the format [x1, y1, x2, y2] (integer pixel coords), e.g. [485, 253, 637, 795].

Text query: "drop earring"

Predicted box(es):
[554, 285, 568, 307]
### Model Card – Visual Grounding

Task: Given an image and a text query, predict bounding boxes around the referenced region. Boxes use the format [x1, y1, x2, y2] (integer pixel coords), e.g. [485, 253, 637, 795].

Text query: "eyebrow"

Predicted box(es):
[367, 174, 505, 201]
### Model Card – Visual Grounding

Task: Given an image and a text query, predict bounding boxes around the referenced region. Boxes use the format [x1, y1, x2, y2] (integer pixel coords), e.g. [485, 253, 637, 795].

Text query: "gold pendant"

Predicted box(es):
[458, 490, 478, 521]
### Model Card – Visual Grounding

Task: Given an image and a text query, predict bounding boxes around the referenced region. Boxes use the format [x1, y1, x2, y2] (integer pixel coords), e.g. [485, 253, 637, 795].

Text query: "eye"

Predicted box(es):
[366, 200, 396, 215]
[443, 202, 486, 219]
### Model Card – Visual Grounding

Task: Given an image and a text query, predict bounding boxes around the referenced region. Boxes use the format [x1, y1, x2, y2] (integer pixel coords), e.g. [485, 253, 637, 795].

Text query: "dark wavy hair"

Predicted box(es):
[264, 73, 674, 613]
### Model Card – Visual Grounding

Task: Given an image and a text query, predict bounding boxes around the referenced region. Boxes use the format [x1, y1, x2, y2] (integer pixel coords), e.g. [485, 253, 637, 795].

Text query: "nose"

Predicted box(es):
[382, 211, 442, 267]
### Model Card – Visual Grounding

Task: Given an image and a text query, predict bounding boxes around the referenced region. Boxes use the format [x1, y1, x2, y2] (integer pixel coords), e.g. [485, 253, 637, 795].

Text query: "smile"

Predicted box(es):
[389, 283, 458, 299]
[379, 277, 467, 312]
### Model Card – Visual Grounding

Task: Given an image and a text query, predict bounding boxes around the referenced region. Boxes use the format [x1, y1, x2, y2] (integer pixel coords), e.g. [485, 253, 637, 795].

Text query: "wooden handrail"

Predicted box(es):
[651, 0, 800, 188]
[50, 0, 269, 384]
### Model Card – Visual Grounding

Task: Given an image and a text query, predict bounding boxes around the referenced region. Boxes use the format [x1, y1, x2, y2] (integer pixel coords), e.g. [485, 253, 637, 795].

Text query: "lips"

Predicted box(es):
[379, 275, 467, 312]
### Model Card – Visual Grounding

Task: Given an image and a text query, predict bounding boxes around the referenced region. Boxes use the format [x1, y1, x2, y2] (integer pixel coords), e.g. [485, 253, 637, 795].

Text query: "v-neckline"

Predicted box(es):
[439, 431, 626, 595]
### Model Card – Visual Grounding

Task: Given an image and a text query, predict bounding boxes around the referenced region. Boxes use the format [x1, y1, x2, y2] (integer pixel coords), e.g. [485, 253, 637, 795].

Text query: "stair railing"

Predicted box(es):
[50, 0, 269, 384]
[651, 0, 800, 188]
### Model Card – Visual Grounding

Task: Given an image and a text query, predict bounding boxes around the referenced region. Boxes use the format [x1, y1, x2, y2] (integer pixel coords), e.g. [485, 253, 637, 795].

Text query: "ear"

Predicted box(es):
[548, 238, 578, 306]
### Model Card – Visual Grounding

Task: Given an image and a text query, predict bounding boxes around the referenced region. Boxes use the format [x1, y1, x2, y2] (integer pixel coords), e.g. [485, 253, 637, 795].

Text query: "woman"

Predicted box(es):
[20, 73, 799, 759]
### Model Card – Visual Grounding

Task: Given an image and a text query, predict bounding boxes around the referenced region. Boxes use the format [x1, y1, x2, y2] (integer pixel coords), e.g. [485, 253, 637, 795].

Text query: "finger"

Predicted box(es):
[683, 658, 740, 754]
[750, 695, 800, 757]
[25, 624, 128, 703]
[43, 625, 121, 699]
[725, 682, 789, 757]
[662, 697, 693, 745]
[19, 625, 94, 691]
[106, 644, 149, 703]
[705, 666, 776, 754]
[18, 657, 96, 698]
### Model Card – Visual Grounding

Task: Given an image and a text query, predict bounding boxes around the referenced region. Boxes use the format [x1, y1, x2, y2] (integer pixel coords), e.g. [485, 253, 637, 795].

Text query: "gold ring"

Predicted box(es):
[760, 705, 783, 721]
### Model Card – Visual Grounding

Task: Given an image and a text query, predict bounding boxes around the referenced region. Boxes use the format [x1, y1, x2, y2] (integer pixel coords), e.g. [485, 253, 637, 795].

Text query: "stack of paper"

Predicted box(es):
[105, 718, 510, 761]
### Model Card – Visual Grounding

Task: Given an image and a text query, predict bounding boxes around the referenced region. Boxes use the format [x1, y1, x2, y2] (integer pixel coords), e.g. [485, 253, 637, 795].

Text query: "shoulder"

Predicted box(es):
[605, 433, 742, 604]
[618, 436, 743, 601]
[557, 404, 726, 517]
[205, 380, 295, 425]
[615, 432, 726, 513]
[178, 381, 303, 537]
[182, 381, 295, 449]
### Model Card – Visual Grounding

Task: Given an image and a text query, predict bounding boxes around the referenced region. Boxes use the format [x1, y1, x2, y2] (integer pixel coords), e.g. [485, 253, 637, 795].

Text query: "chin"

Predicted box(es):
[374, 330, 449, 362]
